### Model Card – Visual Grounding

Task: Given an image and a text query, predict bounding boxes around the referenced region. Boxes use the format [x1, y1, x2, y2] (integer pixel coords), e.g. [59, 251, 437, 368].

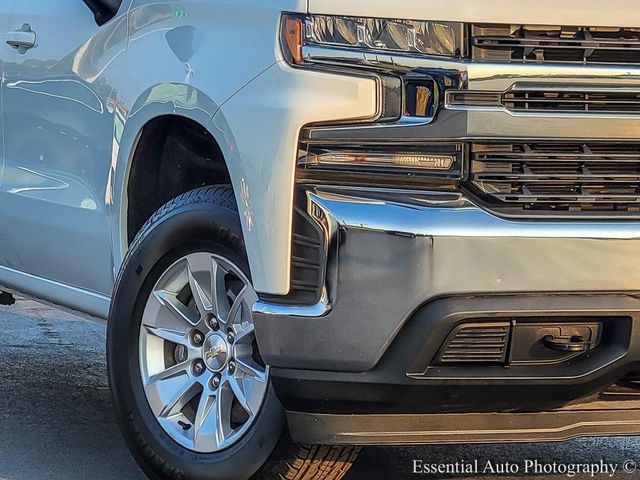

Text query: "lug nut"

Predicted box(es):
[206, 313, 219, 331]
[193, 360, 206, 376]
[227, 330, 235, 344]
[192, 331, 204, 346]
[210, 374, 221, 389]
[228, 361, 236, 374]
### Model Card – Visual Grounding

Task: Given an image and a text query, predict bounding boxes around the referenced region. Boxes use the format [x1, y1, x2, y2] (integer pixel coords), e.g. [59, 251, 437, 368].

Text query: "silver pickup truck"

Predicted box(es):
[1, 1, 639, 479]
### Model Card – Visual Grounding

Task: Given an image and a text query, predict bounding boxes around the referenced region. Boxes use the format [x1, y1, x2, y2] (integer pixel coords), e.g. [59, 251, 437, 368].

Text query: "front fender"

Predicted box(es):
[108, 83, 221, 277]
[211, 61, 378, 295]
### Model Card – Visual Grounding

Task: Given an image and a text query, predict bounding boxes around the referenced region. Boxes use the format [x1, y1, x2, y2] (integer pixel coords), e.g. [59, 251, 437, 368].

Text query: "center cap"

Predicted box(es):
[203, 334, 228, 372]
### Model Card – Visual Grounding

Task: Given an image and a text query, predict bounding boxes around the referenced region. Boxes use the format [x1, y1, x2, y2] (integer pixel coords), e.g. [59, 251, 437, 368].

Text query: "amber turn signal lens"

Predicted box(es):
[414, 86, 431, 117]
[284, 17, 303, 64]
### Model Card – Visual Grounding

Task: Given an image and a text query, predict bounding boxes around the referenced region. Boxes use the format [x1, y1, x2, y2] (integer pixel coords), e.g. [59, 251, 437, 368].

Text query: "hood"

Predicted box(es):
[307, 0, 640, 28]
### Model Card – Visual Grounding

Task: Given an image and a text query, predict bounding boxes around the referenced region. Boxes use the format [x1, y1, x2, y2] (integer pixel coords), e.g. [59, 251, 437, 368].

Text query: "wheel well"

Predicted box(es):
[126, 115, 232, 244]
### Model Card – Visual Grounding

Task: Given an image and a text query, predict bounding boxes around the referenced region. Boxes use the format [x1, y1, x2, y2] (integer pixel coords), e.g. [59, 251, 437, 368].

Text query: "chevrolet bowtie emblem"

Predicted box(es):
[205, 345, 224, 360]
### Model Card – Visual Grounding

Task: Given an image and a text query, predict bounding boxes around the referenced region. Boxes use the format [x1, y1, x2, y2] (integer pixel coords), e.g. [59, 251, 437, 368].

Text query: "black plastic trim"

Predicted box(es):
[259, 201, 328, 306]
[271, 294, 640, 414]
[288, 401, 640, 445]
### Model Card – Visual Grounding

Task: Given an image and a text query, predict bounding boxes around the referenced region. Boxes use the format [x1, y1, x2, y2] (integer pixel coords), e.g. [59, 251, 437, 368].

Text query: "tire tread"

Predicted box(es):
[129, 185, 238, 255]
[255, 437, 360, 480]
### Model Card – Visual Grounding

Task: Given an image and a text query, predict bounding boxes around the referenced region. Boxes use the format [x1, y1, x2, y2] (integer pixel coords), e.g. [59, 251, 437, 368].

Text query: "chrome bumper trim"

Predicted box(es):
[253, 292, 331, 318]
[310, 189, 640, 296]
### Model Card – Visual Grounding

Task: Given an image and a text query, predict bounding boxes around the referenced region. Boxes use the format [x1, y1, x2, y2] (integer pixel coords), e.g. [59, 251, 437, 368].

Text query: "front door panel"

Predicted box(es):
[0, 1, 17, 199]
[1, 1, 128, 295]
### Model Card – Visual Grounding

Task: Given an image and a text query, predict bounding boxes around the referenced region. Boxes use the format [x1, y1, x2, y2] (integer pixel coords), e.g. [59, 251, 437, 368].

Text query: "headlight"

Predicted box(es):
[282, 13, 464, 64]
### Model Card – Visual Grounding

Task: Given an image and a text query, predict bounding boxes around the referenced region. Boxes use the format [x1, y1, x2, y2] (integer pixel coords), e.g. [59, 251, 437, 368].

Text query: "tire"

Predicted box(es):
[107, 185, 359, 480]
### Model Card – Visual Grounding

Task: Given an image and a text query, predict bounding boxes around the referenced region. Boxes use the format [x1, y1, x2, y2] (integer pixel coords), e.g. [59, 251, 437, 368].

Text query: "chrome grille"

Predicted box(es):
[470, 143, 640, 215]
[472, 24, 640, 65]
[503, 89, 640, 114]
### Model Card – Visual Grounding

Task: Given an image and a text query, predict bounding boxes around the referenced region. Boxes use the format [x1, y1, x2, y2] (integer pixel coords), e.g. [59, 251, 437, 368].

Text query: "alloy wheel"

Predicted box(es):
[138, 252, 268, 453]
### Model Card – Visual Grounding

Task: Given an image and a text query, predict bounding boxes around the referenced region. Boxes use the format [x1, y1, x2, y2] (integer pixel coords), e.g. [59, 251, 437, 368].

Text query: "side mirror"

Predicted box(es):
[82, 0, 123, 26]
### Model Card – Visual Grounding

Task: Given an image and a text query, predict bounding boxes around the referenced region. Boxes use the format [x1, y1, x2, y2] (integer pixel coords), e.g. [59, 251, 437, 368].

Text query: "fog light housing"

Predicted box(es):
[298, 144, 464, 179]
[301, 151, 455, 170]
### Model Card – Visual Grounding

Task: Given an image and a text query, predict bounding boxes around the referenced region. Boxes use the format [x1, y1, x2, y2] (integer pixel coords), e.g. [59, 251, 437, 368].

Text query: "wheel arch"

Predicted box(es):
[109, 84, 247, 281]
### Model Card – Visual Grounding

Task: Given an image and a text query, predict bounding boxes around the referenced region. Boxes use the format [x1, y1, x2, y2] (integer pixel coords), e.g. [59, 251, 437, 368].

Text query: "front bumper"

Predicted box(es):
[254, 188, 640, 372]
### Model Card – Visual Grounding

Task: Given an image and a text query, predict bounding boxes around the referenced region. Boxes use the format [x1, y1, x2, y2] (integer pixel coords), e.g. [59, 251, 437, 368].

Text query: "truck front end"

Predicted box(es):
[250, 0, 640, 444]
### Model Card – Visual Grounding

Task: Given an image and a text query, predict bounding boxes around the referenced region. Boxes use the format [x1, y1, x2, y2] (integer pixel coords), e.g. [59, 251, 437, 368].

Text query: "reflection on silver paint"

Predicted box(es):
[0, 0, 320, 316]
[4, 166, 98, 211]
[239, 177, 253, 232]
[6, 79, 104, 113]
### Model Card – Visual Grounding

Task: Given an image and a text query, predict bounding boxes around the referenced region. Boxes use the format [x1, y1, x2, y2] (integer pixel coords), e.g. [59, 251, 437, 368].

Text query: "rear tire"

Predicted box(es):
[108, 186, 359, 480]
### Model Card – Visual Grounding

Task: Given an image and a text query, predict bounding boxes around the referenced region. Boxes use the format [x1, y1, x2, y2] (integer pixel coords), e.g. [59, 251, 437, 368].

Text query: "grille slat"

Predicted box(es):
[476, 37, 640, 50]
[480, 155, 640, 162]
[489, 193, 640, 203]
[503, 90, 640, 114]
[470, 143, 640, 215]
[475, 176, 640, 183]
[472, 24, 640, 65]
[511, 99, 640, 105]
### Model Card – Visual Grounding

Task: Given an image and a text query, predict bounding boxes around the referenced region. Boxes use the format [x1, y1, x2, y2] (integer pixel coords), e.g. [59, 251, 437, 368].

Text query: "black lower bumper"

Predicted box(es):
[272, 294, 640, 415]
[287, 397, 640, 445]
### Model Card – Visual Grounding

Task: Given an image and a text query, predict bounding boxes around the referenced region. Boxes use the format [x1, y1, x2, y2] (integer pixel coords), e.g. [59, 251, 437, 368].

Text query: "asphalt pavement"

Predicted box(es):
[0, 299, 638, 480]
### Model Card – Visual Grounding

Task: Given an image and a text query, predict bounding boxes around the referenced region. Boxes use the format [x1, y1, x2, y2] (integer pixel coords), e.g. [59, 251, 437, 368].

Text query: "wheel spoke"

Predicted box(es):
[227, 286, 249, 326]
[144, 324, 188, 346]
[235, 355, 266, 382]
[186, 254, 214, 315]
[227, 374, 253, 415]
[147, 360, 190, 384]
[215, 384, 234, 447]
[153, 290, 199, 327]
[193, 390, 218, 451]
[159, 376, 200, 418]
[211, 258, 231, 325]
[233, 322, 255, 344]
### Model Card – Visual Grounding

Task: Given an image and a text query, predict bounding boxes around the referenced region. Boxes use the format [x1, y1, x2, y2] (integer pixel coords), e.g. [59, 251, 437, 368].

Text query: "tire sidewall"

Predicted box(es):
[108, 199, 284, 480]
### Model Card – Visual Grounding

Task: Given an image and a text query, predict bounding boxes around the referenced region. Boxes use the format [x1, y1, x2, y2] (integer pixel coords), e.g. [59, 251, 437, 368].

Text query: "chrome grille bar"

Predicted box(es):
[472, 24, 640, 65]
[470, 143, 640, 214]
